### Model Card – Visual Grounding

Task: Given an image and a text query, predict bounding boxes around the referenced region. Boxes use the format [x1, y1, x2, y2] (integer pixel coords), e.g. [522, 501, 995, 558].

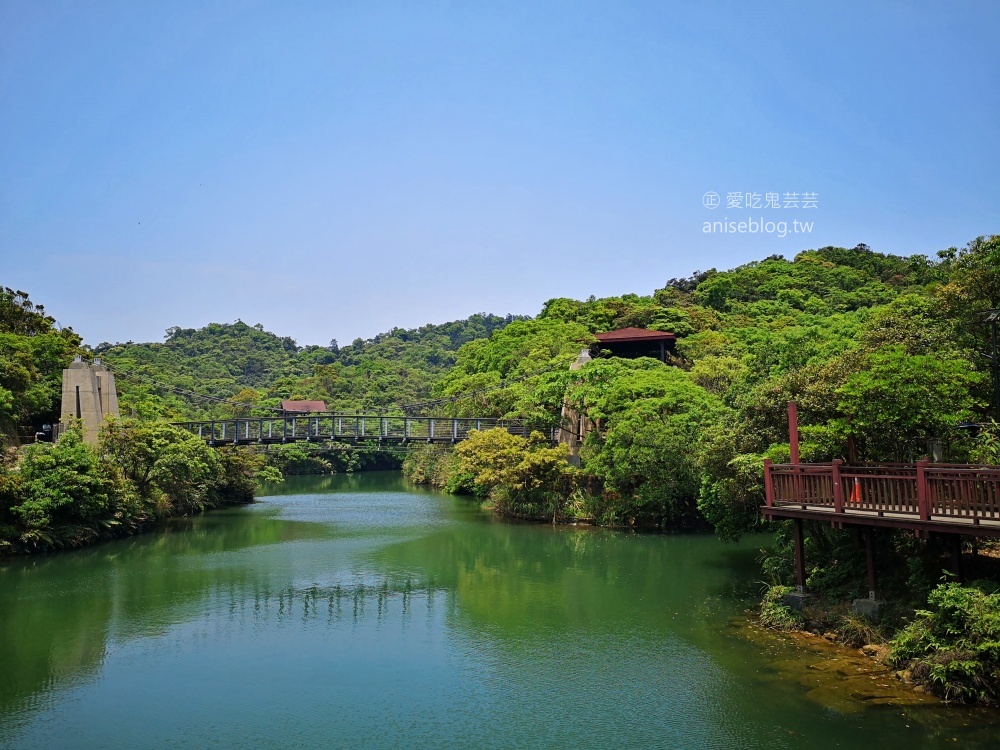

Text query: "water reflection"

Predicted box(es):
[1, 473, 998, 750]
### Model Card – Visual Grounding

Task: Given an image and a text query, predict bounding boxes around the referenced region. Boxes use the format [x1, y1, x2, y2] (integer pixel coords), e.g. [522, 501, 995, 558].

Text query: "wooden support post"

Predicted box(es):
[793, 518, 807, 593]
[951, 536, 964, 583]
[864, 528, 877, 599]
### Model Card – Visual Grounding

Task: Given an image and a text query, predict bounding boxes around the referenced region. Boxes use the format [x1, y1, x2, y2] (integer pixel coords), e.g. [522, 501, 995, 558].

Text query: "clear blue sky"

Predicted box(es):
[2, 1, 997, 347]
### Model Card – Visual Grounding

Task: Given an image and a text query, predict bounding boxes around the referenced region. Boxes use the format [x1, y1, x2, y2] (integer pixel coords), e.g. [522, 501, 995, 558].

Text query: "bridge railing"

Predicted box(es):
[173, 415, 555, 445]
[764, 459, 1000, 523]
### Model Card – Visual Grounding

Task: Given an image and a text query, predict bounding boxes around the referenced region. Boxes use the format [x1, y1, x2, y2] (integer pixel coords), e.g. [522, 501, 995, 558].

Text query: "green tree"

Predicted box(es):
[835, 347, 984, 460]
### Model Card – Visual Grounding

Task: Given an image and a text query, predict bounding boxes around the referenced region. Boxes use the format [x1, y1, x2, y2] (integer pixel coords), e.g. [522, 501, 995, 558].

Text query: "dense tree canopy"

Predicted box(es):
[407, 237, 999, 536]
[93, 314, 525, 420]
[0, 287, 81, 440]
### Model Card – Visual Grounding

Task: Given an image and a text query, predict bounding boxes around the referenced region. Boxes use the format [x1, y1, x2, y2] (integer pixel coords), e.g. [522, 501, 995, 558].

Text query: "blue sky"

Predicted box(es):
[1, 1, 997, 346]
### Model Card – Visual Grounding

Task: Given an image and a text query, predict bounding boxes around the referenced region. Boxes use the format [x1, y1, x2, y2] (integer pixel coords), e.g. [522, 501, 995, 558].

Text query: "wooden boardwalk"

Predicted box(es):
[762, 459, 1000, 538]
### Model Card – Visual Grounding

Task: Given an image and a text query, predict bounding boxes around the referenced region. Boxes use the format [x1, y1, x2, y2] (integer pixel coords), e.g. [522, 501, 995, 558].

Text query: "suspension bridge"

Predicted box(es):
[173, 414, 557, 446]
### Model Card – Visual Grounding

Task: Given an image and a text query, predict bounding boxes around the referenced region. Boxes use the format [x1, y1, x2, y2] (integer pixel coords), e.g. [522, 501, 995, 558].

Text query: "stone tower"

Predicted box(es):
[60, 356, 120, 444]
[558, 348, 595, 463]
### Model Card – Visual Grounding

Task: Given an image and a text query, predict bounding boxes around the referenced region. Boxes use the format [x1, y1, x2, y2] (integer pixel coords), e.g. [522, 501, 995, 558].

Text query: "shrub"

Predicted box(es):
[3, 424, 121, 549]
[889, 582, 1000, 704]
[838, 611, 885, 648]
[267, 443, 333, 475]
[759, 585, 804, 631]
[101, 418, 222, 514]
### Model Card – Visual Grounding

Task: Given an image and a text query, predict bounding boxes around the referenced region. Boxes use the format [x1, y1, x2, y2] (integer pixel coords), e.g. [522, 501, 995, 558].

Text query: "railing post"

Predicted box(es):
[832, 459, 843, 513]
[210, 421, 216, 445]
[763, 458, 774, 507]
[452, 419, 458, 441]
[283, 418, 287, 443]
[405, 418, 410, 439]
[221, 421, 227, 440]
[198, 424, 203, 439]
[429, 419, 435, 440]
[788, 401, 800, 465]
[917, 458, 931, 521]
[360, 417, 365, 438]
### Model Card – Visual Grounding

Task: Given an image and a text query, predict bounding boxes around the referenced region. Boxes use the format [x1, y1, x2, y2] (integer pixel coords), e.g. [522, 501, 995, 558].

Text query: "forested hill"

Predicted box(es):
[95, 314, 526, 420]
[418, 236, 1000, 538]
[4, 237, 996, 453]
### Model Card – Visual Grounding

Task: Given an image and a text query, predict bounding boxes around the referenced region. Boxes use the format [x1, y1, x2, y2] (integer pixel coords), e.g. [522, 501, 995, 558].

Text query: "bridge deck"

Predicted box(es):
[174, 415, 556, 446]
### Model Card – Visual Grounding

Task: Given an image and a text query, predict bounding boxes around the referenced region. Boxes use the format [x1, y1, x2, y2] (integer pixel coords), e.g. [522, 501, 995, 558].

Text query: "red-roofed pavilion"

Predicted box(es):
[594, 327, 676, 362]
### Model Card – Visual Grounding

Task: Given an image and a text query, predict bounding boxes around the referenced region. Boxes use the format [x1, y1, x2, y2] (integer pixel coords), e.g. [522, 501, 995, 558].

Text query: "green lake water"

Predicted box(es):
[2, 472, 999, 749]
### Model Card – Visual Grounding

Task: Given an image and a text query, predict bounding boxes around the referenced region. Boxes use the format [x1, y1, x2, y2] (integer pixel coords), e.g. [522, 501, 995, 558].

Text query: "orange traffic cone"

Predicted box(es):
[849, 478, 861, 504]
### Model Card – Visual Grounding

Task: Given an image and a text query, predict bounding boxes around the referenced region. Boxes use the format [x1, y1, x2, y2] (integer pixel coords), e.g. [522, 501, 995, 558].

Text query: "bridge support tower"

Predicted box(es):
[59, 356, 120, 444]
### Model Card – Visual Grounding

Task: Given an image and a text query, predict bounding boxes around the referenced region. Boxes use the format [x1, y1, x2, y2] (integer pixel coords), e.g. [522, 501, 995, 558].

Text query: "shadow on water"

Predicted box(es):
[258, 470, 410, 496]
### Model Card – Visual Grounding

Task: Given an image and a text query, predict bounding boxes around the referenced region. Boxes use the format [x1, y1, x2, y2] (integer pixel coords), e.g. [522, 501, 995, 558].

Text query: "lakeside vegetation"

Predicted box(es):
[0, 289, 279, 553]
[3, 235, 1000, 702]
[0, 418, 277, 554]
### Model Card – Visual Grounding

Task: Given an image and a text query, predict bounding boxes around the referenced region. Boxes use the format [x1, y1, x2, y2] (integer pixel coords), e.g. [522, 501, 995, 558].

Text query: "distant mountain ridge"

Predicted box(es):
[94, 314, 528, 420]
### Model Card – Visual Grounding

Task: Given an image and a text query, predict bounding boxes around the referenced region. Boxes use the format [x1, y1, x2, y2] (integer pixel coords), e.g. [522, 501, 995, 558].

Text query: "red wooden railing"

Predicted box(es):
[764, 459, 1000, 526]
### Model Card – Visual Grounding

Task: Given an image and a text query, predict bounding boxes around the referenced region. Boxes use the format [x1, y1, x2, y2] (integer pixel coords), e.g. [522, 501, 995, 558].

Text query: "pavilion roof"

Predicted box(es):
[595, 327, 675, 343]
[281, 400, 327, 412]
